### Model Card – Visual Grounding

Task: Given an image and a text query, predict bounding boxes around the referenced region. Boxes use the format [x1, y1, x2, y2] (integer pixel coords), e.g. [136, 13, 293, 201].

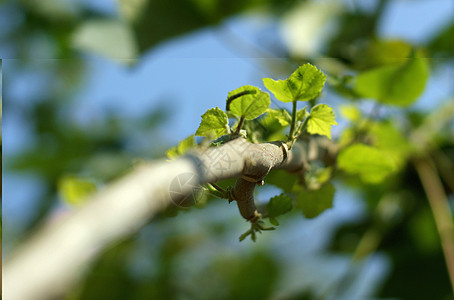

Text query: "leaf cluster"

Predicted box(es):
[164, 54, 439, 243]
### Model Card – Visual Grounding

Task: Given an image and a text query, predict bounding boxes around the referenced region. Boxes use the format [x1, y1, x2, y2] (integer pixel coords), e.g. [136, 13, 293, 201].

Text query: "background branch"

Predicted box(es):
[413, 157, 454, 293]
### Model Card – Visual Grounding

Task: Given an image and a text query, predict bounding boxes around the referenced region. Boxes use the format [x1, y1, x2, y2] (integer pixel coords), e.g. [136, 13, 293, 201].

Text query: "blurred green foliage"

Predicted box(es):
[354, 54, 429, 106]
[58, 175, 97, 207]
[295, 183, 335, 218]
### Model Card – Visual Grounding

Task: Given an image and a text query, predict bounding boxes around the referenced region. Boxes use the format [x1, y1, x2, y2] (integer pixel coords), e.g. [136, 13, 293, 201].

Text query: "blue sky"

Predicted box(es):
[69, 0, 454, 144]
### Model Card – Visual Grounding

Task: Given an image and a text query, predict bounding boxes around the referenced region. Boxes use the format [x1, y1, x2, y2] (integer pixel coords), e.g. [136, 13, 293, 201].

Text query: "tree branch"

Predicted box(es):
[4, 137, 333, 300]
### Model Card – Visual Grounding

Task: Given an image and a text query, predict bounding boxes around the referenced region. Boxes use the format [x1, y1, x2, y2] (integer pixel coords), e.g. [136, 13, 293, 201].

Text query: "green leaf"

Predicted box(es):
[354, 56, 429, 106]
[259, 110, 291, 141]
[195, 107, 229, 138]
[295, 183, 335, 218]
[228, 86, 270, 120]
[58, 175, 97, 206]
[307, 104, 338, 139]
[297, 106, 308, 121]
[265, 108, 292, 126]
[269, 217, 279, 226]
[267, 193, 293, 219]
[265, 169, 297, 193]
[338, 144, 396, 183]
[263, 63, 326, 103]
[166, 135, 196, 159]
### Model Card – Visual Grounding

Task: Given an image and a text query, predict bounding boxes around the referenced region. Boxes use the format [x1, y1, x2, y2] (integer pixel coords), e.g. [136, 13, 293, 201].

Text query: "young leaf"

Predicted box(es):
[307, 104, 338, 139]
[58, 175, 97, 206]
[295, 183, 335, 218]
[195, 107, 229, 138]
[263, 63, 326, 103]
[267, 193, 293, 219]
[354, 56, 429, 106]
[166, 135, 196, 159]
[228, 86, 270, 120]
[338, 144, 396, 183]
[265, 108, 292, 126]
[297, 107, 308, 121]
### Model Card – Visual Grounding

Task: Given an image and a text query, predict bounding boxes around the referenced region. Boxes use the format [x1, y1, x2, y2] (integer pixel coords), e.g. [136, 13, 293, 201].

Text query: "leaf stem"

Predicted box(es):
[234, 116, 245, 135]
[297, 114, 310, 136]
[206, 183, 230, 199]
[287, 100, 297, 146]
[288, 115, 310, 149]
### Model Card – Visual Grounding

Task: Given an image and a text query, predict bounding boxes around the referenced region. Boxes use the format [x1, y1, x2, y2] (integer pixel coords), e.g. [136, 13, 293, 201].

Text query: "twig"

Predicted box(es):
[289, 114, 310, 149]
[234, 116, 245, 135]
[413, 157, 454, 293]
[209, 182, 226, 193]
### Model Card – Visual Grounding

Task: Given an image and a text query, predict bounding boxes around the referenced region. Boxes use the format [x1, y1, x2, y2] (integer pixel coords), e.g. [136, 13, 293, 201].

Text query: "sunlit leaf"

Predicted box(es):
[297, 106, 308, 121]
[265, 108, 292, 126]
[263, 64, 326, 103]
[228, 86, 270, 120]
[307, 104, 338, 139]
[195, 107, 229, 138]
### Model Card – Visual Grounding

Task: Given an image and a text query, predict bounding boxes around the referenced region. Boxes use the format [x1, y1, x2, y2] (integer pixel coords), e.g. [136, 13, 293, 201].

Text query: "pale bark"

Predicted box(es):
[4, 137, 330, 300]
